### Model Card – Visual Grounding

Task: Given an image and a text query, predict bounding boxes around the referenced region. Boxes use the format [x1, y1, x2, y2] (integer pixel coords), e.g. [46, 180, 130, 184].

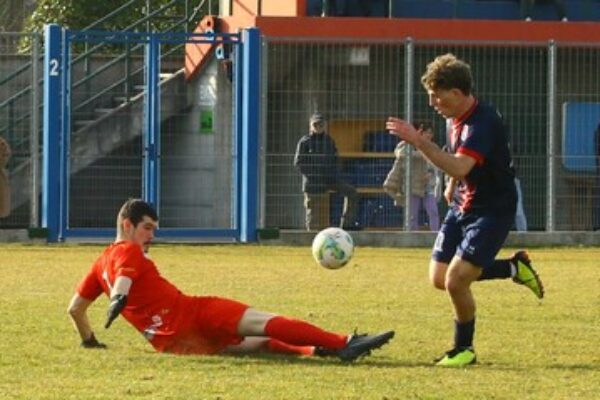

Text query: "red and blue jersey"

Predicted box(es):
[446, 100, 517, 215]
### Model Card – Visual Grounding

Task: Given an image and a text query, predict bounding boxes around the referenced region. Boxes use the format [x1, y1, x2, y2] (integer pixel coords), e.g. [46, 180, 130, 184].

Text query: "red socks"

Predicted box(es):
[264, 316, 347, 349]
[265, 339, 314, 356]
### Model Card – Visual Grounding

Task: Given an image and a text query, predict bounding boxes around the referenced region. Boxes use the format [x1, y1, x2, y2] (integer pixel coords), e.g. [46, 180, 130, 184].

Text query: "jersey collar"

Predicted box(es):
[452, 98, 478, 127]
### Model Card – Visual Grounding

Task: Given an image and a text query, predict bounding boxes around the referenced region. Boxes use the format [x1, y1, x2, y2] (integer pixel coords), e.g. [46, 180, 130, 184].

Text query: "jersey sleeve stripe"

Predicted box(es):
[457, 147, 484, 165]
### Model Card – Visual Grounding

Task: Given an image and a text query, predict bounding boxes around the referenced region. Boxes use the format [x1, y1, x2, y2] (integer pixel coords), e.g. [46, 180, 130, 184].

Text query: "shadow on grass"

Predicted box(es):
[545, 363, 600, 371]
[469, 361, 600, 371]
[179, 353, 433, 368]
[137, 350, 600, 371]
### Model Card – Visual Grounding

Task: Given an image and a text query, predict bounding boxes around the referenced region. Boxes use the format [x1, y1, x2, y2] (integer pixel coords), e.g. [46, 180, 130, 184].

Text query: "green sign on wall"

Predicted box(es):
[200, 110, 214, 134]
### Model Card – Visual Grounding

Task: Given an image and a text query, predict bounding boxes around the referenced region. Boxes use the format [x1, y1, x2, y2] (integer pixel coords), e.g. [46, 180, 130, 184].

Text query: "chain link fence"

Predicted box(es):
[0, 32, 41, 228]
[2, 32, 599, 233]
[262, 38, 600, 231]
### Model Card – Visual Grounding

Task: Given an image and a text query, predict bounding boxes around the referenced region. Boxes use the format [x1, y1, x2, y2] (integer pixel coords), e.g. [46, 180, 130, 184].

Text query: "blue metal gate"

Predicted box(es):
[43, 24, 260, 242]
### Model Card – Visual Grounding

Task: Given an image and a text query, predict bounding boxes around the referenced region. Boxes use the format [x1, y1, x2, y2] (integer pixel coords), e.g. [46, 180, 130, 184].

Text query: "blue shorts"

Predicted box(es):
[432, 208, 513, 268]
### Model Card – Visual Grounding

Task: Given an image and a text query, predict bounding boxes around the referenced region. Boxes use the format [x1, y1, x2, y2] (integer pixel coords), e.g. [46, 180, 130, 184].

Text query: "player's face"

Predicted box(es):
[127, 216, 157, 253]
[427, 88, 463, 119]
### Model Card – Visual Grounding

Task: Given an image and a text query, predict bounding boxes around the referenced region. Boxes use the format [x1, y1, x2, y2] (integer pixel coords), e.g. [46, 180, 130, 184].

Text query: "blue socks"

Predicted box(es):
[478, 259, 512, 280]
[454, 318, 475, 349]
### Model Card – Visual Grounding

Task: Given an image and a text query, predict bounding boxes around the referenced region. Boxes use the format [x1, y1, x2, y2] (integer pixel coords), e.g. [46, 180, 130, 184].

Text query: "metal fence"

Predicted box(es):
[262, 38, 600, 232]
[3, 31, 600, 234]
[0, 0, 219, 233]
[42, 25, 260, 242]
[0, 32, 41, 228]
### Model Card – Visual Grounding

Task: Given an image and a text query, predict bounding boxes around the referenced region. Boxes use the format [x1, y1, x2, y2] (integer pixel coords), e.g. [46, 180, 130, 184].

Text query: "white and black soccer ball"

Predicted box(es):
[311, 227, 355, 269]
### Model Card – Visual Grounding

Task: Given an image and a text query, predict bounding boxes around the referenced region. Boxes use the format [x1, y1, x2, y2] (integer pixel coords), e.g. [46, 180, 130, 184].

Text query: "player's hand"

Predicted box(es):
[81, 332, 107, 349]
[104, 294, 128, 329]
[386, 117, 419, 145]
[444, 184, 454, 205]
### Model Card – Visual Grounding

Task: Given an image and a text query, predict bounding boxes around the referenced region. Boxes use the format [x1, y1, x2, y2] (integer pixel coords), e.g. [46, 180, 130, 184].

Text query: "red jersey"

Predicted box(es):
[77, 241, 248, 354]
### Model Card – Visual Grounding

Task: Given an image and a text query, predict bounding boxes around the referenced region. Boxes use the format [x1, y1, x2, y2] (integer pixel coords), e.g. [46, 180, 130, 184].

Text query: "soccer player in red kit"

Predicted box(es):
[67, 198, 394, 361]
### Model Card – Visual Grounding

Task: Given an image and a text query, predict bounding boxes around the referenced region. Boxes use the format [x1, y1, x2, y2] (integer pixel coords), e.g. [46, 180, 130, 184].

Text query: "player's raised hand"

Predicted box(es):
[386, 117, 420, 145]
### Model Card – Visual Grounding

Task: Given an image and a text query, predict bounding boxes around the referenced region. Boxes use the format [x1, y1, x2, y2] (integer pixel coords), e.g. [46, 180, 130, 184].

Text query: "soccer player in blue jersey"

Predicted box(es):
[386, 53, 544, 367]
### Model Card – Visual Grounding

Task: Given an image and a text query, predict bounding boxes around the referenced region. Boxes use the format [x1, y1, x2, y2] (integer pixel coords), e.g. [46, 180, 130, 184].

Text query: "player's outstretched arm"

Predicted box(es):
[104, 276, 132, 329]
[386, 117, 476, 179]
[67, 293, 107, 349]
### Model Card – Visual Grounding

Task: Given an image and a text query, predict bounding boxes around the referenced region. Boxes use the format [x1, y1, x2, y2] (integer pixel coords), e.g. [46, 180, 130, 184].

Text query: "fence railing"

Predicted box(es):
[262, 37, 600, 232]
[69, 0, 214, 127]
[0, 0, 218, 229]
[0, 32, 41, 228]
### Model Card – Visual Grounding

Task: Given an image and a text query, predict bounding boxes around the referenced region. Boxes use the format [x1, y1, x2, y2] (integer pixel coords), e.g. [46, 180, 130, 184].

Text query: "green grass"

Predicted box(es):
[0, 244, 598, 399]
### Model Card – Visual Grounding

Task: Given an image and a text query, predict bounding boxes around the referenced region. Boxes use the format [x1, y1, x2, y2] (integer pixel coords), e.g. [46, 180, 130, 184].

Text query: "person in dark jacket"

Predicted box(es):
[294, 113, 360, 231]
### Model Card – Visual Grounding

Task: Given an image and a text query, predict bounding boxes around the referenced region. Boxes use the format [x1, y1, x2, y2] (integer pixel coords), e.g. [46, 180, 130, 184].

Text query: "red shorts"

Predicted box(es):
[150, 295, 249, 355]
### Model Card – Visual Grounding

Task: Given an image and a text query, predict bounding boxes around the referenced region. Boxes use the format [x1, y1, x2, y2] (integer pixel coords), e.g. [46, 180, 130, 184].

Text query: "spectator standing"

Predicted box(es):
[383, 122, 440, 231]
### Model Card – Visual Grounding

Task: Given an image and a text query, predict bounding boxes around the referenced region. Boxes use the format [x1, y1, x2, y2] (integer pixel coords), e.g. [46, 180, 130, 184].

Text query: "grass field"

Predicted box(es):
[0, 244, 598, 399]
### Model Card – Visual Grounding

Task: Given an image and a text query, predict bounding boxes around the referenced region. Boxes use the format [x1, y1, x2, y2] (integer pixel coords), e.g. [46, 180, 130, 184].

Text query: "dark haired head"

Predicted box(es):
[116, 199, 158, 237]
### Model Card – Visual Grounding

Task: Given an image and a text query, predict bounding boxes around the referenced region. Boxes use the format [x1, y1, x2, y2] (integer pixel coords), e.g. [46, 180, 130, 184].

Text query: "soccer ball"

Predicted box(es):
[311, 227, 354, 269]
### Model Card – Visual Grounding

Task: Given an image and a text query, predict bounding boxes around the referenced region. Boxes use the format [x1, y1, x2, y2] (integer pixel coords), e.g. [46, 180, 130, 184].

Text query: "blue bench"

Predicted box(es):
[457, 0, 521, 20]
[561, 102, 600, 174]
[391, 0, 457, 18]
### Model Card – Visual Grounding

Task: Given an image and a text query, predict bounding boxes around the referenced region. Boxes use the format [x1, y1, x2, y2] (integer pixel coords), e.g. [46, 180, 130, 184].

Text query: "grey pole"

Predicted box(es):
[546, 40, 556, 232]
[404, 38, 414, 232]
[30, 33, 40, 228]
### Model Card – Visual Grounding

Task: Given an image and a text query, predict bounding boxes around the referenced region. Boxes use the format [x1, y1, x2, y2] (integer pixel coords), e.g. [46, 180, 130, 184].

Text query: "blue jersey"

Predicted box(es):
[446, 100, 517, 216]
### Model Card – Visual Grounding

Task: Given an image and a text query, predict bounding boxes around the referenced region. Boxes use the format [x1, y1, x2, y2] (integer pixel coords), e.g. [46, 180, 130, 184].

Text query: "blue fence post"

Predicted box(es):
[42, 24, 62, 242]
[234, 41, 243, 239]
[239, 28, 260, 242]
[59, 29, 72, 241]
[143, 33, 160, 209]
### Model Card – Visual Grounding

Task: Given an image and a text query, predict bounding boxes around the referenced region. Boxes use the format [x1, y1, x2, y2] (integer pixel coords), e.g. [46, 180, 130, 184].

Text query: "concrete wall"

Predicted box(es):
[66, 57, 237, 229]
[159, 58, 235, 229]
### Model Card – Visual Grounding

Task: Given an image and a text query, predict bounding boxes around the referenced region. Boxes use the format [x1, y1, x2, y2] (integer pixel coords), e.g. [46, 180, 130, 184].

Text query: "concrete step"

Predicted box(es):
[112, 92, 144, 105]
[94, 108, 115, 114]
[72, 120, 96, 129]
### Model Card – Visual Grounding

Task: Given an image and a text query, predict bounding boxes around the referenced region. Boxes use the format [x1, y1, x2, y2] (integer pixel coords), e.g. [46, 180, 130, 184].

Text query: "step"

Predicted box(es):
[113, 92, 144, 104]
[72, 120, 96, 129]
[113, 96, 129, 104]
[94, 108, 116, 114]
